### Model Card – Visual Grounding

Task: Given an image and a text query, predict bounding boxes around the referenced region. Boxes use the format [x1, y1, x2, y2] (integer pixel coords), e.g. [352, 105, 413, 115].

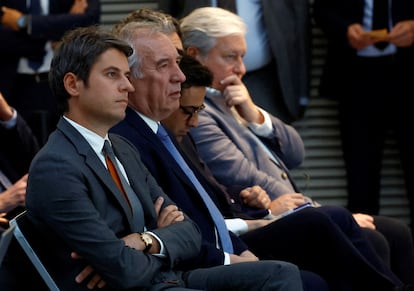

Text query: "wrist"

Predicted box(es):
[140, 232, 153, 253]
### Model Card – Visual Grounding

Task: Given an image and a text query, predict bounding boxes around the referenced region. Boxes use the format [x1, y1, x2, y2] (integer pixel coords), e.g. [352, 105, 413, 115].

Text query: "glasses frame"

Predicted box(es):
[179, 104, 205, 120]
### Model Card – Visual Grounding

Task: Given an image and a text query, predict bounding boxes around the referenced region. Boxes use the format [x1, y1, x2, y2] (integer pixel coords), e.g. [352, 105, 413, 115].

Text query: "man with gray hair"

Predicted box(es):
[179, 6, 412, 291]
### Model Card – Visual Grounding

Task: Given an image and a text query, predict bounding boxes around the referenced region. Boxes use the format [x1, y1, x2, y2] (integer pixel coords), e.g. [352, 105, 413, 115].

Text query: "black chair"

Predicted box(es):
[0, 224, 15, 266]
[9, 211, 59, 290]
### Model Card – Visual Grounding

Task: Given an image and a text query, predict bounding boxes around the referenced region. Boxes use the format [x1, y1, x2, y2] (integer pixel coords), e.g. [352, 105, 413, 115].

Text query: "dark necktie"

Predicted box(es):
[157, 125, 234, 253]
[217, 0, 237, 13]
[28, 0, 43, 71]
[102, 140, 145, 232]
[372, 0, 389, 50]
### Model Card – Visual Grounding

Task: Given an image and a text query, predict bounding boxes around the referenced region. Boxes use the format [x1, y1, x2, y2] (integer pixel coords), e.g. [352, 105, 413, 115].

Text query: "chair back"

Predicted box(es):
[0, 224, 15, 266]
[10, 211, 60, 291]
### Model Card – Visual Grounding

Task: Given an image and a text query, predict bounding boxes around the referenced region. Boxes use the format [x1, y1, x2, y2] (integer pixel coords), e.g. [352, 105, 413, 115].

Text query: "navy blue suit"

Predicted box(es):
[111, 107, 248, 268]
[112, 107, 404, 291]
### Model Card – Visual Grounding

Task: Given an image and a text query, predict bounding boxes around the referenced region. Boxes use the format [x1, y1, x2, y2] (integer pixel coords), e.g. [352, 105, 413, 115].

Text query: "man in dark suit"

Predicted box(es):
[110, 15, 409, 290]
[0, 25, 304, 291]
[0, 0, 101, 145]
[313, 0, 414, 240]
[158, 0, 309, 122]
[111, 20, 332, 291]
[0, 91, 39, 229]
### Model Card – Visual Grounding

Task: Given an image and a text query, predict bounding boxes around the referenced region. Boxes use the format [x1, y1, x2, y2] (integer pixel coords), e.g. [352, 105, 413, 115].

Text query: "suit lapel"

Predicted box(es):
[57, 118, 136, 230]
[125, 109, 198, 191]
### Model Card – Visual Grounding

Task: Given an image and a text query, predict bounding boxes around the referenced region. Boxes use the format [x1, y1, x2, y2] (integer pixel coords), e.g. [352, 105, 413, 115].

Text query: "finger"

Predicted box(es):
[153, 196, 164, 216]
[75, 265, 93, 283]
[71, 252, 82, 259]
[97, 280, 107, 288]
[87, 274, 102, 289]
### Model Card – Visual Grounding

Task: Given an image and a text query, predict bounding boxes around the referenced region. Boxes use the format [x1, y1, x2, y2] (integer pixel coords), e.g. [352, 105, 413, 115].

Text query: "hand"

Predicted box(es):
[229, 250, 259, 264]
[0, 174, 28, 213]
[347, 23, 376, 50]
[154, 196, 184, 228]
[388, 20, 414, 47]
[0, 212, 9, 229]
[72, 252, 107, 289]
[239, 186, 271, 209]
[72, 232, 150, 289]
[220, 75, 264, 124]
[0, 91, 14, 122]
[268, 193, 307, 216]
[1, 6, 23, 31]
[352, 213, 376, 229]
[70, 0, 88, 14]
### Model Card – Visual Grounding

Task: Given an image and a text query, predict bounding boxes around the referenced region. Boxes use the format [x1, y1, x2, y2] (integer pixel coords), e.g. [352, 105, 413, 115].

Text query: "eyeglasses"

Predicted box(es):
[179, 104, 205, 120]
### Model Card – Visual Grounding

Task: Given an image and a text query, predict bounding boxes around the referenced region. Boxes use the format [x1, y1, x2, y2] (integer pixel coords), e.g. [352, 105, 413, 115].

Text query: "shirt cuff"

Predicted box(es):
[225, 218, 248, 236]
[146, 231, 166, 258]
[0, 108, 17, 129]
[223, 252, 231, 265]
[247, 107, 273, 137]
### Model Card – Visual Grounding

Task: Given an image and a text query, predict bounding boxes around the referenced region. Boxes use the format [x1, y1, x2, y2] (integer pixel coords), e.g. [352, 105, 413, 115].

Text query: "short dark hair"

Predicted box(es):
[179, 54, 213, 89]
[49, 25, 133, 113]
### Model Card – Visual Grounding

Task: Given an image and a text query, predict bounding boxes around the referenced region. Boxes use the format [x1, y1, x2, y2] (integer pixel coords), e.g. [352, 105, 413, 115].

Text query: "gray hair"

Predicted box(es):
[180, 7, 246, 57]
[117, 21, 162, 78]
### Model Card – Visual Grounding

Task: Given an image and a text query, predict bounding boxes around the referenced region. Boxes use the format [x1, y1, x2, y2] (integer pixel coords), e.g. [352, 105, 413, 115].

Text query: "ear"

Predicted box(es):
[185, 46, 200, 58]
[63, 72, 81, 97]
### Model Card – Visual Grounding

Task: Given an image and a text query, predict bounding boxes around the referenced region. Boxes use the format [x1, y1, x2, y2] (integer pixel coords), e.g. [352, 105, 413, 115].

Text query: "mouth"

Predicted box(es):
[170, 91, 182, 99]
[117, 98, 129, 105]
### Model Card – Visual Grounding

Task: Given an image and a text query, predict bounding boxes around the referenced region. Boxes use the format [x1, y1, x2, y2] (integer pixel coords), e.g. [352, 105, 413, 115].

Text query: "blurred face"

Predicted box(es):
[162, 85, 206, 142]
[195, 34, 246, 92]
[66, 48, 134, 136]
[128, 32, 186, 121]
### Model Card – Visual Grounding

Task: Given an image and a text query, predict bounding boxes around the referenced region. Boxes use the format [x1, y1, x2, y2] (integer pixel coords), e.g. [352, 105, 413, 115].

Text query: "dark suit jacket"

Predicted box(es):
[1, 118, 202, 290]
[313, 0, 414, 98]
[180, 134, 269, 220]
[111, 106, 248, 268]
[0, 0, 101, 95]
[158, 0, 310, 120]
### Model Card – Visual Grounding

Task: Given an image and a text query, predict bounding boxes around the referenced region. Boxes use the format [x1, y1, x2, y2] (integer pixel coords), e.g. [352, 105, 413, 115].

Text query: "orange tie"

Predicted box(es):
[104, 149, 132, 210]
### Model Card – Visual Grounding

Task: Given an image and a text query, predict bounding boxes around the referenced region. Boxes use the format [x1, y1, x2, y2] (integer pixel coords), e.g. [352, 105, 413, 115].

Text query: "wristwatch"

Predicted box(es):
[17, 15, 28, 30]
[140, 232, 153, 253]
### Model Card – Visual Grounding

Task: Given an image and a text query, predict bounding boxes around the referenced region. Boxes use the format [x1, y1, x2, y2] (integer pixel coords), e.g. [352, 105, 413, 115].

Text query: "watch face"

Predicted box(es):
[141, 233, 153, 251]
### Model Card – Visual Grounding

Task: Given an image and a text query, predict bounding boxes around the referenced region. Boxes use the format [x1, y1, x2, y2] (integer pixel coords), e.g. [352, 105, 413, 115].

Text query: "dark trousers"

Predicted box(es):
[241, 206, 402, 291]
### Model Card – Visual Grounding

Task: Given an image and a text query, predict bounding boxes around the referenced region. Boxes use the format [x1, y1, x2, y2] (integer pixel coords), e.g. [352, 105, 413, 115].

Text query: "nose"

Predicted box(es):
[173, 65, 186, 83]
[187, 114, 199, 127]
[234, 57, 246, 75]
[122, 76, 135, 92]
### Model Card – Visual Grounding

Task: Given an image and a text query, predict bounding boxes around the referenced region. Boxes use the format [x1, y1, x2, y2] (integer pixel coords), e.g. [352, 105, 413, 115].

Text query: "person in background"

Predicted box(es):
[313, 0, 414, 240]
[0, 0, 101, 145]
[0, 25, 306, 291]
[158, 0, 309, 123]
[0, 91, 39, 230]
[179, 6, 414, 287]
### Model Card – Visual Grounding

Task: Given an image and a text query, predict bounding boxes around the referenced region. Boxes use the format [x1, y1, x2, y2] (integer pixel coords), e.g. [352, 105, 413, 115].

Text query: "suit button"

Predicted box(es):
[281, 172, 288, 180]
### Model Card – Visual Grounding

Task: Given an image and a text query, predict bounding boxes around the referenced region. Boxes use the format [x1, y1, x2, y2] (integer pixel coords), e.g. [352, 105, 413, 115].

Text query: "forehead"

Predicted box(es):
[180, 86, 206, 105]
[93, 48, 129, 70]
[212, 35, 246, 55]
[136, 32, 178, 60]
